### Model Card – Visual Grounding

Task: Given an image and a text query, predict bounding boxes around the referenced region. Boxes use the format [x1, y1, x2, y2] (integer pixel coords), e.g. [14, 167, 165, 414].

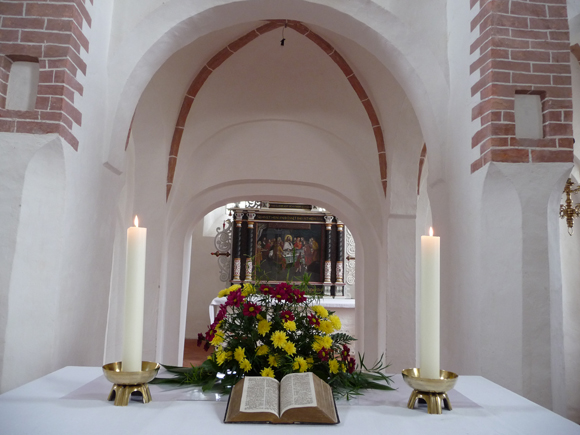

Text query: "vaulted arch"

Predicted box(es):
[165, 20, 387, 199]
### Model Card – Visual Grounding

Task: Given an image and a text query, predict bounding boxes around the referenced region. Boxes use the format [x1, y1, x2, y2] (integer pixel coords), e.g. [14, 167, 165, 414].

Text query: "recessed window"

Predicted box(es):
[6, 61, 39, 111]
[514, 94, 543, 139]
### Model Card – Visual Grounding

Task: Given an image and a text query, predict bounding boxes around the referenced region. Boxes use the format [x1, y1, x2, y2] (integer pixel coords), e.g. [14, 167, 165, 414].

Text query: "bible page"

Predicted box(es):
[239, 376, 280, 416]
[279, 372, 317, 416]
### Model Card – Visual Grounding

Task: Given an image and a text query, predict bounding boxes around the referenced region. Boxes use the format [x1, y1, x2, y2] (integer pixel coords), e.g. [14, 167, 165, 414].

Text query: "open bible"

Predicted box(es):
[224, 372, 339, 424]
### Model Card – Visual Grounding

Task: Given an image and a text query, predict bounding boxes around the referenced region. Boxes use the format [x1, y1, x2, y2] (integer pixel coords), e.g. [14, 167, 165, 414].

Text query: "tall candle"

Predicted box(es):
[420, 227, 440, 379]
[122, 216, 147, 372]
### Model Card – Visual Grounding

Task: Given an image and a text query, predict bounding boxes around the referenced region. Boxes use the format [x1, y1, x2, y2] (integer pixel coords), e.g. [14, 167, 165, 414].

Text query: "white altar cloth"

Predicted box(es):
[1, 366, 579, 434]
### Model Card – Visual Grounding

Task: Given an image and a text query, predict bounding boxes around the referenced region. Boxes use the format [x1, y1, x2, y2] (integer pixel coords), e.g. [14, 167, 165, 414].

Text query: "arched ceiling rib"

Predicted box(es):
[164, 20, 387, 200]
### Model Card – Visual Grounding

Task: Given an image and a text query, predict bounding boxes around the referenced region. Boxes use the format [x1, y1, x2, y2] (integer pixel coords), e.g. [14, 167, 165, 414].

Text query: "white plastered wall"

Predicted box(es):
[560, 31, 580, 422]
[8, 0, 578, 423]
[0, 1, 127, 393]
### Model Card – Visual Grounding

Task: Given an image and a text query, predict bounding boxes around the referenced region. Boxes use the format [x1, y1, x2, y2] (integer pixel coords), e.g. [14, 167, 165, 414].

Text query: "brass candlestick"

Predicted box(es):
[402, 368, 458, 414]
[102, 361, 160, 406]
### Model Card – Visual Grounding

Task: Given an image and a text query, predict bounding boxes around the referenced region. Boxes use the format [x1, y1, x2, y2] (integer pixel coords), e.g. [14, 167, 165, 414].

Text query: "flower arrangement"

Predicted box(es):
[153, 279, 393, 398]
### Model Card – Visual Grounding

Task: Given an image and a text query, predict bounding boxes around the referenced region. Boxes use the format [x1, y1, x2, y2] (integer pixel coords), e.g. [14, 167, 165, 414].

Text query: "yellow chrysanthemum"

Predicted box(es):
[317, 320, 334, 334]
[217, 288, 230, 298]
[210, 331, 224, 346]
[258, 319, 272, 336]
[341, 362, 347, 372]
[268, 354, 279, 367]
[216, 349, 229, 366]
[234, 346, 246, 362]
[329, 314, 342, 330]
[241, 283, 255, 296]
[258, 319, 272, 335]
[283, 320, 297, 331]
[271, 330, 288, 348]
[239, 358, 252, 372]
[312, 335, 333, 352]
[292, 356, 308, 373]
[261, 367, 275, 378]
[228, 284, 241, 292]
[306, 357, 314, 368]
[284, 341, 296, 355]
[329, 359, 339, 374]
[256, 345, 269, 356]
[311, 305, 329, 318]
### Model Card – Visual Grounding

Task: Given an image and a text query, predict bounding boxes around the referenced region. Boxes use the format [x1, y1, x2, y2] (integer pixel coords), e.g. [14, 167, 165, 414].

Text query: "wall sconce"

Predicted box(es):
[559, 178, 580, 235]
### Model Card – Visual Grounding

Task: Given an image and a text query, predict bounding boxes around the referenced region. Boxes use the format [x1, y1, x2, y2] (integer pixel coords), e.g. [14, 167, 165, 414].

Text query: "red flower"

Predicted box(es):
[215, 305, 227, 322]
[276, 282, 293, 293]
[288, 288, 306, 303]
[242, 302, 261, 317]
[196, 333, 204, 347]
[260, 285, 274, 295]
[226, 289, 244, 307]
[341, 344, 350, 360]
[205, 325, 217, 342]
[280, 310, 295, 322]
[308, 314, 320, 327]
[271, 285, 288, 302]
[347, 356, 356, 374]
[318, 347, 330, 362]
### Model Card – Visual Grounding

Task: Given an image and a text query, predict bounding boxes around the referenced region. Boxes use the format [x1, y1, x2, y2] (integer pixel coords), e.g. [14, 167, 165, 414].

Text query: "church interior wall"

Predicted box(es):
[561, 31, 580, 422]
[185, 209, 226, 339]
[1, 0, 579, 424]
[436, 0, 484, 381]
[1, 138, 65, 392]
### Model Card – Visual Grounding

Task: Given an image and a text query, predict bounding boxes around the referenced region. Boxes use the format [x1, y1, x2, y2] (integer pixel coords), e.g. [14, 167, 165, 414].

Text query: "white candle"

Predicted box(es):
[420, 227, 440, 379]
[121, 216, 147, 372]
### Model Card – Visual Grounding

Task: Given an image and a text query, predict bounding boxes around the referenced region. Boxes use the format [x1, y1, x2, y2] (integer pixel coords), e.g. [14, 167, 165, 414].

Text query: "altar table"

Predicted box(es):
[1, 366, 579, 434]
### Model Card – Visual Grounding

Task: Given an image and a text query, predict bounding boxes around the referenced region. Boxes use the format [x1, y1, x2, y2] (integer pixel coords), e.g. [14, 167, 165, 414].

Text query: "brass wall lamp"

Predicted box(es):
[560, 178, 580, 235]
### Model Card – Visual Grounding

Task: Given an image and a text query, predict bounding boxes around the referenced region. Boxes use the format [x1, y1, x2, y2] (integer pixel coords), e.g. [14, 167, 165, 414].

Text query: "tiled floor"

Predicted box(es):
[182, 339, 213, 367]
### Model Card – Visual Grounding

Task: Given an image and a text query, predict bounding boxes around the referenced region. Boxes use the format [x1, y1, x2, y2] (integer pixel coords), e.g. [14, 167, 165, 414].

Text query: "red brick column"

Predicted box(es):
[0, 0, 91, 150]
[470, 0, 573, 172]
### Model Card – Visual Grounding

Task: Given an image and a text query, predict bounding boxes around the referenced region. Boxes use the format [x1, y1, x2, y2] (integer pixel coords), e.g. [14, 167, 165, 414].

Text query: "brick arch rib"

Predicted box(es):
[164, 20, 387, 200]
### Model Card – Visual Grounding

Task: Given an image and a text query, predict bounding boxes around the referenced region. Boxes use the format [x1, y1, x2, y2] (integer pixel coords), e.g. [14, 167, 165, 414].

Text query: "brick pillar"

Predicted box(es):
[470, 0, 573, 172]
[0, 0, 91, 150]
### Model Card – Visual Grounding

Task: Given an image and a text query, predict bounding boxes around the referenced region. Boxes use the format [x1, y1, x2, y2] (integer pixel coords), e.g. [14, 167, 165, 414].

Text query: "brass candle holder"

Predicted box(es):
[102, 361, 160, 406]
[402, 368, 458, 414]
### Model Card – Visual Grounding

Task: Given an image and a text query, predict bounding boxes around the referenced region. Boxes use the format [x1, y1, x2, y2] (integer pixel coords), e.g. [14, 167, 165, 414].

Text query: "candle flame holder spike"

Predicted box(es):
[102, 361, 160, 406]
[402, 368, 458, 415]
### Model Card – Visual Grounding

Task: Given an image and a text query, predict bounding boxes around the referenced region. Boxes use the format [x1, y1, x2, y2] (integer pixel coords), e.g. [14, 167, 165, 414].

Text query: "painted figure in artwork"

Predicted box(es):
[283, 235, 294, 251]
[310, 238, 320, 262]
